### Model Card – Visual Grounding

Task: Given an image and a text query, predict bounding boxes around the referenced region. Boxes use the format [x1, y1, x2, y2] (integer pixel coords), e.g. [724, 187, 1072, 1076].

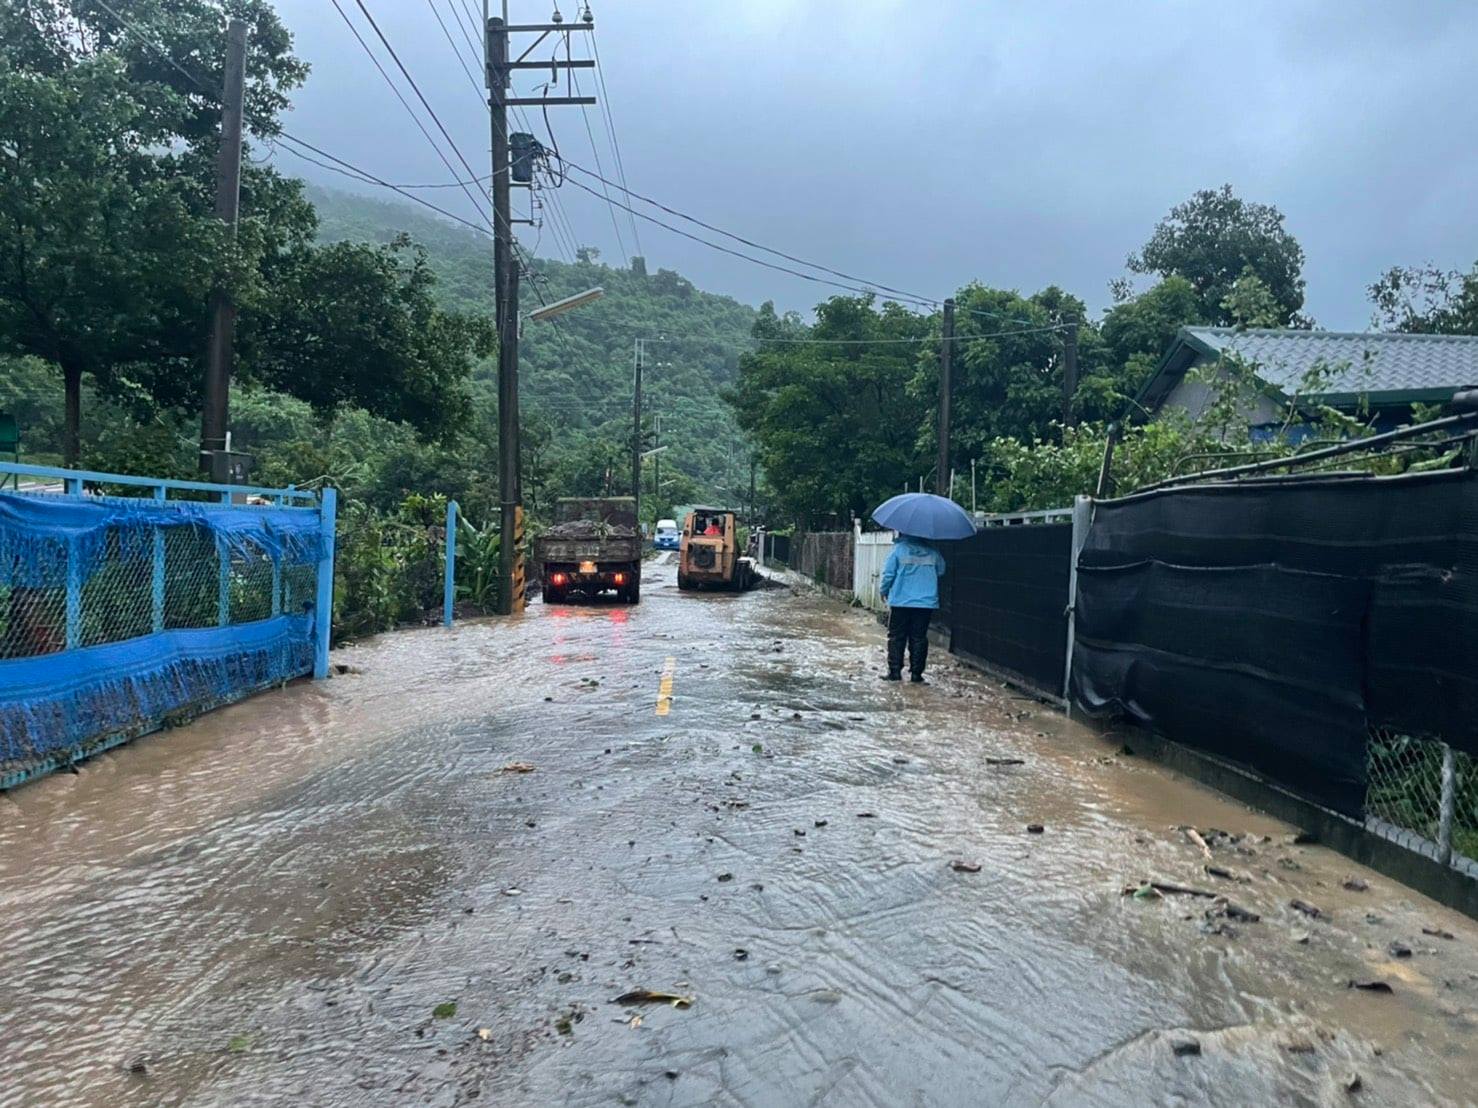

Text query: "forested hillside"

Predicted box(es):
[308, 185, 758, 509]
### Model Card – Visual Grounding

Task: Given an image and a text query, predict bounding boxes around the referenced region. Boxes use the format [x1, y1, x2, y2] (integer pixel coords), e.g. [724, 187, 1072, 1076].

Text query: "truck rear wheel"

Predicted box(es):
[542, 583, 564, 605]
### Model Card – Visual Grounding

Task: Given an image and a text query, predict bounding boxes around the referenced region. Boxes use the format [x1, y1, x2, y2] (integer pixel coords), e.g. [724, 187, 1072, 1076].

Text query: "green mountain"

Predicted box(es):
[307, 185, 759, 509]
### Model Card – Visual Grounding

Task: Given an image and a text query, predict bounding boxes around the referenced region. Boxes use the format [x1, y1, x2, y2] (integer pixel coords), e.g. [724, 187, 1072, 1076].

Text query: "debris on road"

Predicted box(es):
[1387, 940, 1412, 959]
[951, 860, 982, 873]
[1422, 926, 1455, 940]
[716, 872, 733, 882]
[612, 989, 693, 1009]
[984, 757, 1025, 766]
[1026, 823, 1045, 834]
[433, 1002, 457, 1019]
[1290, 898, 1323, 919]
[1123, 881, 1217, 899]
[1347, 979, 1393, 994]
[1170, 1036, 1202, 1056]
[477, 1028, 493, 1041]
[500, 762, 536, 774]
[1184, 827, 1213, 861]
[814, 819, 828, 827]
[1341, 876, 1369, 892]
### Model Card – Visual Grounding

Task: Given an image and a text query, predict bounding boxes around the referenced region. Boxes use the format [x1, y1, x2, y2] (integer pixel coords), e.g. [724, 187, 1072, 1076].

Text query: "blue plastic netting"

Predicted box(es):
[0, 491, 324, 784]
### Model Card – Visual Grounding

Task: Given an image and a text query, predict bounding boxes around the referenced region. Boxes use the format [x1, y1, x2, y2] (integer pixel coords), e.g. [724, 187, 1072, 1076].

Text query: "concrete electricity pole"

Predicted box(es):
[631, 338, 643, 516]
[487, 8, 595, 613]
[201, 19, 248, 470]
[936, 297, 955, 498]
[1061, 315, 1080, 432]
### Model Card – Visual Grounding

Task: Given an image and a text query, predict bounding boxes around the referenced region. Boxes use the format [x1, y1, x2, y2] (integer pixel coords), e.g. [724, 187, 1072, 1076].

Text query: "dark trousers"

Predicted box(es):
[886, 606, 932, 677]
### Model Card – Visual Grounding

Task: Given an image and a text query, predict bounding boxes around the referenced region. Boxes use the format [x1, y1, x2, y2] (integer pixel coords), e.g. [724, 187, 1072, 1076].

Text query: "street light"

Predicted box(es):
[527, 286, 604, 323]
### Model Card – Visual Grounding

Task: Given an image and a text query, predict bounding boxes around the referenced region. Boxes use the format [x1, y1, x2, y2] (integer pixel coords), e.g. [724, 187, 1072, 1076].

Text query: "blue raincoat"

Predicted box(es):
[879, 535, 945, 609]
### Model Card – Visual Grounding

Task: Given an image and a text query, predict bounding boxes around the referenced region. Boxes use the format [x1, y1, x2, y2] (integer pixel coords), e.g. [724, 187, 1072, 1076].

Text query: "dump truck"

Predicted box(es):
[534, 497, 642, 604]
[677, 507, 755, 591]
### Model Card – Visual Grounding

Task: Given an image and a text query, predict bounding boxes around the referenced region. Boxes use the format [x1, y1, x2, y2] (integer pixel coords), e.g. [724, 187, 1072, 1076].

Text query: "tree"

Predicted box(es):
[0, 1, 486, 463]
[1369, 262, 1478, 334]
[1129, 184, 1306, 326]
[1099, 275, 1207, 410]
[727, 297, 928, 523]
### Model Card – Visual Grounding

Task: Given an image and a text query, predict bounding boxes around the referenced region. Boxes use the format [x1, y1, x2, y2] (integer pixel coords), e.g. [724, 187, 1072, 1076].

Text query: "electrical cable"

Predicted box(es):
[589, 28, 643, 257]
[424, 0, 485, 97]
[568, 63, 628, 261]
[331, 0, 492, 230]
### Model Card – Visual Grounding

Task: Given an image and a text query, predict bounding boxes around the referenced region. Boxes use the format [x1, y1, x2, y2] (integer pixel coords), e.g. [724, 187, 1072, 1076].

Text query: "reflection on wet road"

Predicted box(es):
[2, 558, 1476, 1106]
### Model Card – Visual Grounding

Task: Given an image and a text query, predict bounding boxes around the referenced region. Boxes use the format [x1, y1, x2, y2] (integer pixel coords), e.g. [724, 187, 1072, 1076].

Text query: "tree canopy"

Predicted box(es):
[1369, 261, 1478, 335]
[0, 0, 486, 461]
[1128, 184, 1307, 326]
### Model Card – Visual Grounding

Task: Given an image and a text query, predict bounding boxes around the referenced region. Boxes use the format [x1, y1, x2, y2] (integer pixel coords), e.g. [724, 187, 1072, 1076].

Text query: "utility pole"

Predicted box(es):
[651, 413, 661, 503]
[1061, 315, 1080, 433]
[936, 297, 954, 498]
[631, 338, 643, 516]
[201, 19, 248, 471]
[487, 8, 595, 613]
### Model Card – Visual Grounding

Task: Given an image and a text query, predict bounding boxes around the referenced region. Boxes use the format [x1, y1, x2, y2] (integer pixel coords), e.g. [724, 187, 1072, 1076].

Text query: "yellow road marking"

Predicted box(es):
[655, 656, 676, 716]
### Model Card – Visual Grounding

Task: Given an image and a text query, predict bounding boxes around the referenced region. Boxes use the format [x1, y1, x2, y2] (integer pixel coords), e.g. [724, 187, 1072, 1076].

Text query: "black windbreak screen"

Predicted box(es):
[1071, 469, 1478, 816]
[944, 523, 1071, 696]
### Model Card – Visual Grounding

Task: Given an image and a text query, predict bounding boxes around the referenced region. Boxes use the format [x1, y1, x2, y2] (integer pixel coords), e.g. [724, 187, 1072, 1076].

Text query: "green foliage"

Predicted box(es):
[727, 296, 927, 523]
[1368, 261, 1478, 334]
[1128, 184, 1307, 326]
[1, 3, 485, 461]
[308, 185, 758, 505]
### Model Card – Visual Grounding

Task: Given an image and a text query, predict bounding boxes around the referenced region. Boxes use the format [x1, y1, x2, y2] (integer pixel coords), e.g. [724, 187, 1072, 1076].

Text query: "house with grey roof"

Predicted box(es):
[1135, 327, 1478, 437]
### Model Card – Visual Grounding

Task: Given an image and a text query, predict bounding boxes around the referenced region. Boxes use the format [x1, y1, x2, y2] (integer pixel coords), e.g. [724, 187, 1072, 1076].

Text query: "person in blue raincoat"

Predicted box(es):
[878, 533, 945, 683]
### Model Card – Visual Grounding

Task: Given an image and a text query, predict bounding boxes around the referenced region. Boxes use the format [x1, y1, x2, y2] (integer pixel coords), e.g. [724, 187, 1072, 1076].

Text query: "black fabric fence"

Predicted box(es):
[1071, 469, 1478, 818]
[943, 523, 1072, 697]
[766, 533, 791, 566]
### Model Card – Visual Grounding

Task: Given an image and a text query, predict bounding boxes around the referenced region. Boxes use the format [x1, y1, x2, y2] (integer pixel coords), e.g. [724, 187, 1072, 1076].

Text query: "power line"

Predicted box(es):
[330, 0, 492, 230]
[568, 63, 628, 262]
[590, 30, 643, 258]
[348, 0, 498, 233]
[424, 0, 484, 97]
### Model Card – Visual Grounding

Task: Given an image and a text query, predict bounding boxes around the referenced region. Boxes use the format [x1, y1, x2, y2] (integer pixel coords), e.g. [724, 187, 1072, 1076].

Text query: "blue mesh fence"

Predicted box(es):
[0, 465, 332, 789]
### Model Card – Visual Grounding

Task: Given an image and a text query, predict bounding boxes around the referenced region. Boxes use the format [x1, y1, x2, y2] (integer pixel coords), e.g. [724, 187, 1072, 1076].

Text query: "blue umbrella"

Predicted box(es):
[871, 493, 976, 540]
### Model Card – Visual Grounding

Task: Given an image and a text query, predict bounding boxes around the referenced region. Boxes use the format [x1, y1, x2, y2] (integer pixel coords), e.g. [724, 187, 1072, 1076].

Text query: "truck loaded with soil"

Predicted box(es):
[533, 497, 642, 604]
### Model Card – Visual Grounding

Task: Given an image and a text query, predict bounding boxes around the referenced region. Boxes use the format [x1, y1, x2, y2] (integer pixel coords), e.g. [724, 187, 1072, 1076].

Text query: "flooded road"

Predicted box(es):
[2, 557, 1475, 1106]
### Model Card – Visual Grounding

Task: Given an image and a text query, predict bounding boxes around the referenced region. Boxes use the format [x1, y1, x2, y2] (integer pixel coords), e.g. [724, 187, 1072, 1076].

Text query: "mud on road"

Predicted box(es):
[1, 557, 1475, 1106]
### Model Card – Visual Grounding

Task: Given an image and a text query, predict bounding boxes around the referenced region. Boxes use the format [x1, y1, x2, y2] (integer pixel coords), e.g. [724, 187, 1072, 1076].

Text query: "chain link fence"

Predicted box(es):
[1365, 729, 1478, 877]
[1, 469, 330, 788]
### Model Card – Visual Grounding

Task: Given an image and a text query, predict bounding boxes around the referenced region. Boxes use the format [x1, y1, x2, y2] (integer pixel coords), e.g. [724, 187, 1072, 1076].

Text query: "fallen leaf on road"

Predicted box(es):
[1348, 979, 1393, 993]
[613, 989, 693, 1009]
[951, 860, 982, 873]
[500, 762, 535, 774]
[433, 1002, 457, 1019]
[1132, 883, 1164, 900]
[227, 1035, 252, 1054]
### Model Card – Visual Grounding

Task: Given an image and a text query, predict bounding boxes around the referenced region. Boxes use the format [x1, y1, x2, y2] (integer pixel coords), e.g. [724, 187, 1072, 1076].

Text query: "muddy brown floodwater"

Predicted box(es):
[1, 556, 1475, 1106]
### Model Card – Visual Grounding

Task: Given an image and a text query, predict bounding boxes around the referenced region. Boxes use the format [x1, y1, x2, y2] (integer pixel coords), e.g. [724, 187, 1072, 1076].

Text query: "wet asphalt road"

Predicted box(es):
[1, 556, 1476, 1107]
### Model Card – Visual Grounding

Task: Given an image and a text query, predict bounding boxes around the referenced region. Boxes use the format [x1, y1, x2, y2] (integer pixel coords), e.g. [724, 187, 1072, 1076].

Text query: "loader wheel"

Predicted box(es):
[677, 573, 693, 591]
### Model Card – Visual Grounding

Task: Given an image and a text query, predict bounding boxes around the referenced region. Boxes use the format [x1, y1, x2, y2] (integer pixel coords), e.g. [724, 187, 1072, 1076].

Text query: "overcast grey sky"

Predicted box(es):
[269, 0, 1478, 328]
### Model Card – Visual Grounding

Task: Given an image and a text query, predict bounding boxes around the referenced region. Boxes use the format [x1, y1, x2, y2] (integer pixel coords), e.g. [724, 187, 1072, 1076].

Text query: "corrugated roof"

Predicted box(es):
[1182, 327, 1478, 399]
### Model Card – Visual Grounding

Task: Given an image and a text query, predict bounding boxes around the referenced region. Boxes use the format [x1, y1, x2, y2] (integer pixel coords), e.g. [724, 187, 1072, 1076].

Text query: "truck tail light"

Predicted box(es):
[551, 572, 567, 585]
[613, 572, 626, 585]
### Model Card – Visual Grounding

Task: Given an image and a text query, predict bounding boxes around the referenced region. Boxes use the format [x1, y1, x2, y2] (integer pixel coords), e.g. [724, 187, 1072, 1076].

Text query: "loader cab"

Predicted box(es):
[677, 508, 753, 591]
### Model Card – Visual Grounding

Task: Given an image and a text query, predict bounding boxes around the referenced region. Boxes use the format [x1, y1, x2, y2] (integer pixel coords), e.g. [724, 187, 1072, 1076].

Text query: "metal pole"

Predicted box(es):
[971, 458, 977, 514]
[444, 500, 458, 628]
[201, 19, 248, 468]
[1063, 494, 1093, 711]
[632, 338, 643, 513]
[937, 298, 954, 495]
[1061, 316, 1079, 433]
[1437, 742, 1457, 866]
[313, 487, 337, 679]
